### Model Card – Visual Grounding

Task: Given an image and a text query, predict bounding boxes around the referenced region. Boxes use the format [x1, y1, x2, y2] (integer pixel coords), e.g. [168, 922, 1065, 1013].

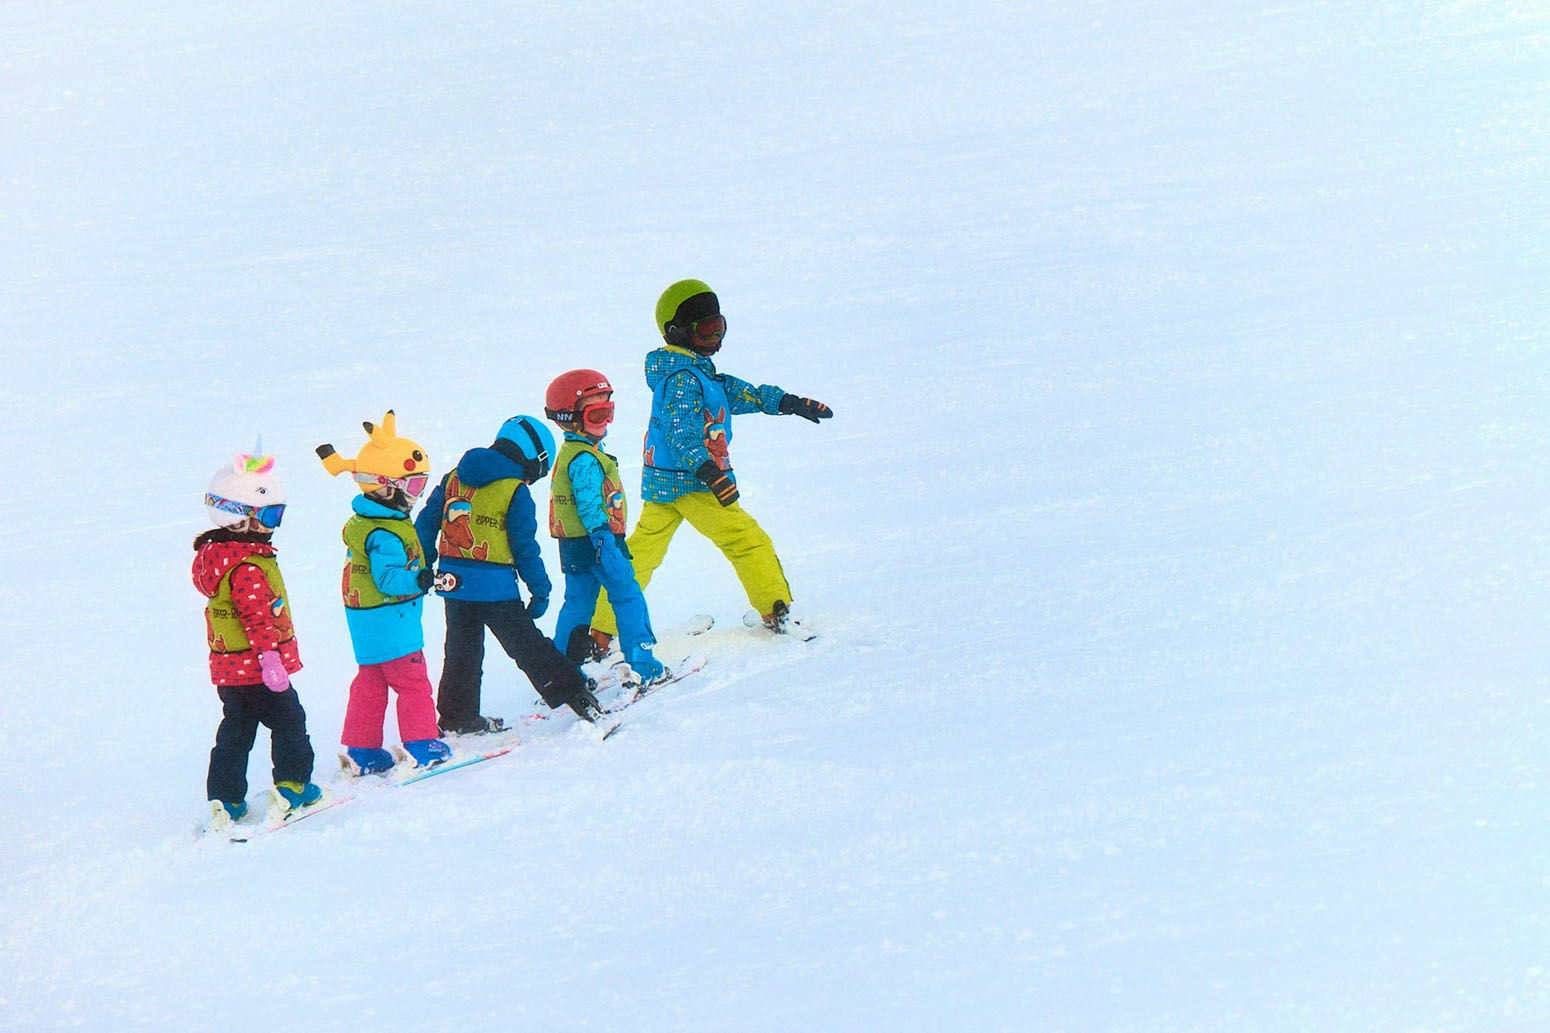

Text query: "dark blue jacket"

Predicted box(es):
[414, 447, 553, 604]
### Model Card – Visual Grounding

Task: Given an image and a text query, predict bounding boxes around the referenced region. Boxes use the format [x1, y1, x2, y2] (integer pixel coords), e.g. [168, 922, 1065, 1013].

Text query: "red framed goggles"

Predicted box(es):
[581, 400, 615, 431]
[690, 314, 726, 344]
[354, 471, 430, 497]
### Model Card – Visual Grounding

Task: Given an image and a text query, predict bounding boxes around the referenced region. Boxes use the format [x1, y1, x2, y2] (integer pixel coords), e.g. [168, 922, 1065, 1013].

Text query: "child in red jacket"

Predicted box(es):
[193, 447, 321, 830]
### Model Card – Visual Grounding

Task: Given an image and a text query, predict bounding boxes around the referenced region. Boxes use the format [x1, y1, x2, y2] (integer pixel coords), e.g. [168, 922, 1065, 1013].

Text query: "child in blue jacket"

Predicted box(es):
[589, 279, 833, 647]
[317, 411, 450, 773]
[543, 369, 664, 682]
[414, 415, 604, 730]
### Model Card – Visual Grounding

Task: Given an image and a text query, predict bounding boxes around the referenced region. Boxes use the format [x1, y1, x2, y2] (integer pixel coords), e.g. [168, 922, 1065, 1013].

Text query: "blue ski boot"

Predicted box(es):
[401, 738, 452, 768]
[274, 781, 323, 810]
[344, 746, 396, 775]
[625, 647, 665, 685]
[209, 799, 247, 830]
[268, 781, 325, 823]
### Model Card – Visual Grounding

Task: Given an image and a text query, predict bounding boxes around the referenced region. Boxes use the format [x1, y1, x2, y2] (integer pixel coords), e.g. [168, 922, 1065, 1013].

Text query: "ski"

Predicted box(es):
[606, 653, 708, 714]
[742, 609, 816, 642]
[589, 613, 714, 667]
[668, 613, 714, 638]
[210, 791, 353, 843]
[389, 745, 513, 786]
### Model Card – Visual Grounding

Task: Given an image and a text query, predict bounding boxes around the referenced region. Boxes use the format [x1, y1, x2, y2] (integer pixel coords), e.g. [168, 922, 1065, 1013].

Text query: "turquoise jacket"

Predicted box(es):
[640, 346, 785, 504]
[342, 495, 427, 665]
[564, 431, 615, 535]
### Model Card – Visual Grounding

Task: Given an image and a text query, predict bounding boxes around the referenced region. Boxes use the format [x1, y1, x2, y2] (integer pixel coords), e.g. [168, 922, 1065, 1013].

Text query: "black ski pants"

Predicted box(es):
[437, 598, 588, 731]
[206, 683, 315, 805]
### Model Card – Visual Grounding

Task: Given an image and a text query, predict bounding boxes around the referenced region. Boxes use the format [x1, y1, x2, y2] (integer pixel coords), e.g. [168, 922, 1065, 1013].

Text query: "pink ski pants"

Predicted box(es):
[341, 650, 441, 748]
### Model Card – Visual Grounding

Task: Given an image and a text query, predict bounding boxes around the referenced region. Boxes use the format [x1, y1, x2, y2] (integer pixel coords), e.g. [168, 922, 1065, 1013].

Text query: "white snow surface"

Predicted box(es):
[1, 2, 1546, 1031]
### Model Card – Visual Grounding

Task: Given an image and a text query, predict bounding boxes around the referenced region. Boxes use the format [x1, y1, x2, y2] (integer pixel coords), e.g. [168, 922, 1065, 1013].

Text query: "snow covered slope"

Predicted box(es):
[1, 2, 1544, 1031]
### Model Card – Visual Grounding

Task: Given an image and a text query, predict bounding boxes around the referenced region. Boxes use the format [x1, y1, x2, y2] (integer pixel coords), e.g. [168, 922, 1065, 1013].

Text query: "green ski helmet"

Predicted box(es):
[656, 279, 725, 355]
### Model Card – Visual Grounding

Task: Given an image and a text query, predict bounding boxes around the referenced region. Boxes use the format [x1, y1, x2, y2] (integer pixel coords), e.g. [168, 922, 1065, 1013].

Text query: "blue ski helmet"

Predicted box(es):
[492, 414, 555, 483]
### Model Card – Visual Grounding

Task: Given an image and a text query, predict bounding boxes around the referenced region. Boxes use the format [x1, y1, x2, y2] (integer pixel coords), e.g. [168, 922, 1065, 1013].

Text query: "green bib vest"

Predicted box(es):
[549, 440, 627, 538]
[206, 554, 295, 653]
[435, 471, 518, 566]
[341, 514, 425, 609]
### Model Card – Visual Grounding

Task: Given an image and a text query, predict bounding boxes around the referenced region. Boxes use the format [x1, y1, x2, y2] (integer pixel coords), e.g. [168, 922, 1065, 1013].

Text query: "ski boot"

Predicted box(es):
[566, 680, 605, 723]
[761, 600, 791, 633]
[587, 628, 615, 662]
[624, 647, 665, 685]
[440, 715, 506, 736]
[209, 799, 247, 831]
[564, 626, 598, 664]
[343, 746, 396, 776]
[401, 738, 452, 768]
[269, 781, 325, 821]
[746, 600, 815, 640]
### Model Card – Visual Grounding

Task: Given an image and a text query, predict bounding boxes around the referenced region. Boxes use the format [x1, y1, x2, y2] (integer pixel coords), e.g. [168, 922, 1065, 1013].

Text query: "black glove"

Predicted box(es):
[695, 460, 739, 507]
[779, 394, 833, 423]
[415, 568, 436, 593]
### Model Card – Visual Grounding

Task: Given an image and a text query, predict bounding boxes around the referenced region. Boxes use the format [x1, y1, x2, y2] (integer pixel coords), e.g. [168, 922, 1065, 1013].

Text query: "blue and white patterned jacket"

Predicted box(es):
[640, 346, 786, 504]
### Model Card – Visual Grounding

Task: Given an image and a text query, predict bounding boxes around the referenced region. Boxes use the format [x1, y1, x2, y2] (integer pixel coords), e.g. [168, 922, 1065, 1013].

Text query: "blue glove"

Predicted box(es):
[590, 529, 635, 585]
[527, 594, 549, 619]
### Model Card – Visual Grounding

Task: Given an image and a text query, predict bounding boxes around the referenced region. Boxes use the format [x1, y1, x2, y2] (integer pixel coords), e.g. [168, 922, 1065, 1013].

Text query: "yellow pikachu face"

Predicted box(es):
[360, 411, 431, 478]
[316, 410, 431, 491]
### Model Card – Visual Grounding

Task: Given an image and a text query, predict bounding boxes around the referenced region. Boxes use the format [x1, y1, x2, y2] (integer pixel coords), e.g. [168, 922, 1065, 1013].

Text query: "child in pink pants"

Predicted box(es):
[318, 411, 452, 773]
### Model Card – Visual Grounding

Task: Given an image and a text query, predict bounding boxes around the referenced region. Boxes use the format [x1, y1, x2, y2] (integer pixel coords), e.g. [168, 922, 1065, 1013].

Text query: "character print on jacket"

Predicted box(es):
[436, 476, 490, 561]
[605, 486, 627, 529]
[704, 406, 730, 471]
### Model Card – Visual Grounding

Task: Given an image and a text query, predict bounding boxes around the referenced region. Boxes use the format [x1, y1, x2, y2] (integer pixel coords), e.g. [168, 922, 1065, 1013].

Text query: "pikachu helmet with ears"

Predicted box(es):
[315, 410, 432, 499]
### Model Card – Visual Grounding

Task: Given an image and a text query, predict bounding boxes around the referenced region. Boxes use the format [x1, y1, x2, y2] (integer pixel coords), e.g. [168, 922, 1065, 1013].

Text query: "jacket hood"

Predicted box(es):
[191, 532, 277, 598]
[454, 445, 527, 488]
[645, 345, 715, 392]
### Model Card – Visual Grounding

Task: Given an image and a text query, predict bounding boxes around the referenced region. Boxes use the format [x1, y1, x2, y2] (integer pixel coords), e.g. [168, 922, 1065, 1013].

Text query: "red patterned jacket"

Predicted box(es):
[191, 530, 304, 687]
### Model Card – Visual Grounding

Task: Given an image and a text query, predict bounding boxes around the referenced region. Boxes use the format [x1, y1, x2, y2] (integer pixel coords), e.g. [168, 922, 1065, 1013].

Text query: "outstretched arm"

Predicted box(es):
[720, 373, 787, 416]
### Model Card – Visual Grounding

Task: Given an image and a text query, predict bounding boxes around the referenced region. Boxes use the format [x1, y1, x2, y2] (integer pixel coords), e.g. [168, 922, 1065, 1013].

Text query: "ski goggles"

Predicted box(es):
[580, 400, 615, 431]
[206, 494, 286, 529]
[353, 471, 430, 497]
[690, 314, 726, 345]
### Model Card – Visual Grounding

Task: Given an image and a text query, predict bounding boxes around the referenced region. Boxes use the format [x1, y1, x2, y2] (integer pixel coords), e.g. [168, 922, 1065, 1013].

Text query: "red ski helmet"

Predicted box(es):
[545, 369, 614, 429]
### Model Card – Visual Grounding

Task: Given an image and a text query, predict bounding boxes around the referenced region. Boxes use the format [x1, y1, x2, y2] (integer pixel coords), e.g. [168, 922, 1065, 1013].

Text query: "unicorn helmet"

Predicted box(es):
[206, 443, 285, 528]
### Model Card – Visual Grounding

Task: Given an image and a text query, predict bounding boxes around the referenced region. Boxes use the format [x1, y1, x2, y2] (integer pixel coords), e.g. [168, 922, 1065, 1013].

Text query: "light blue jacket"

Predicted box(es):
[342, 495, 427, 665]
[564, 431, 614, 535]
[640, 346, 786, 504]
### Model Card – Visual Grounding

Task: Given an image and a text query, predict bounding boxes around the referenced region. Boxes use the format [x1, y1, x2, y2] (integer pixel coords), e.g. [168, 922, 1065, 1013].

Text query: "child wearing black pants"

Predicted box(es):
[193, 447, 321, 828]
[415, 415, 602, 729]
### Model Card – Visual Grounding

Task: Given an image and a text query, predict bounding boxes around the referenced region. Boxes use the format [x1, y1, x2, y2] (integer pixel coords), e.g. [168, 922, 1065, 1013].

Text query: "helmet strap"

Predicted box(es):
[492, 420, 551, 483]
